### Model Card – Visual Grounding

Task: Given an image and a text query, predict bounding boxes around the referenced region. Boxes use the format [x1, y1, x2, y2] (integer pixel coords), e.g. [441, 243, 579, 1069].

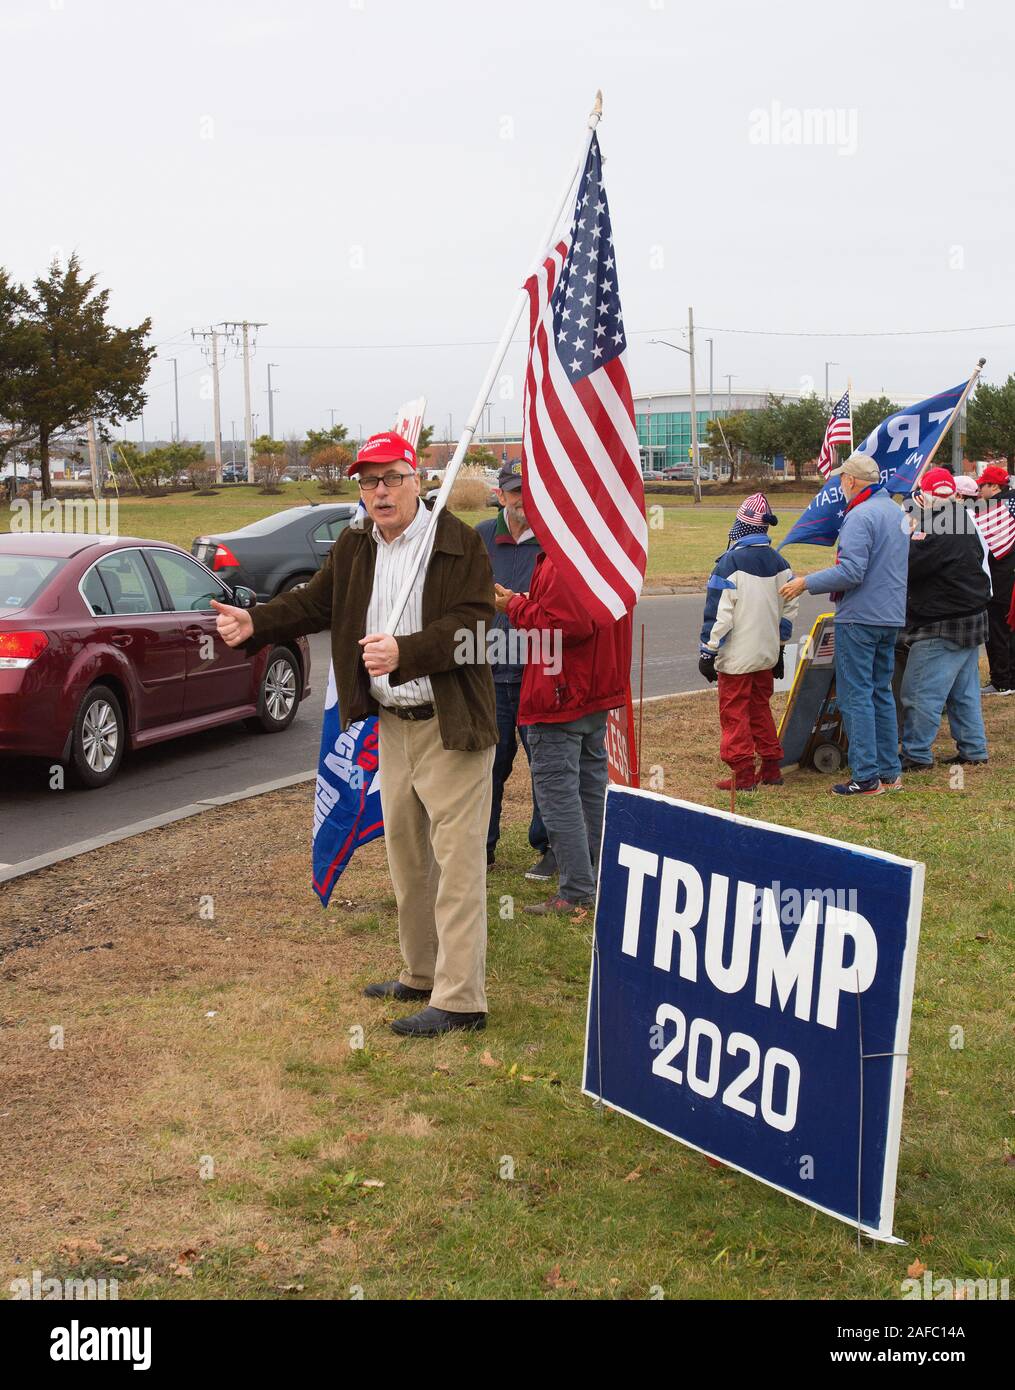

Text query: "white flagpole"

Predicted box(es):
[380, 91, 604, 635]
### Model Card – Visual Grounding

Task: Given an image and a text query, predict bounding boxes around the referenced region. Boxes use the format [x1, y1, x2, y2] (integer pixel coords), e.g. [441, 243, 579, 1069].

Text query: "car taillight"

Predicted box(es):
[212, 543, 240, 571]
[0, 630, 49, 669]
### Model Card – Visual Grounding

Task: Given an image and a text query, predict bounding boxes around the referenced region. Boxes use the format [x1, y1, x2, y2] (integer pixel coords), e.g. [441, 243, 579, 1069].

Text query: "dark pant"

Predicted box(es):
[986, 569, 1015, 689]
[717, 669, 782, 769]
[527, 712, 608, 902]
[487, 680, 548, 856]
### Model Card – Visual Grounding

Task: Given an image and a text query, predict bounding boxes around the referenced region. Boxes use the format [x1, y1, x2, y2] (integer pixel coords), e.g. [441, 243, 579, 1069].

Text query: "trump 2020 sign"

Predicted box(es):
[583, 787, 924, 1242]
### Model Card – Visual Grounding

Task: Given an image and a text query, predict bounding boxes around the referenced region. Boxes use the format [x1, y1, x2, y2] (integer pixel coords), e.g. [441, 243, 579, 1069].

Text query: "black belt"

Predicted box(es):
[385, 703, 435, 721]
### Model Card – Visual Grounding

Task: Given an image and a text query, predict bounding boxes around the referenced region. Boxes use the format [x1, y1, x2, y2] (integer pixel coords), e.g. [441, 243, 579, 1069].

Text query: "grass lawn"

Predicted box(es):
[2, 483, 823, 589]
[1, 693, 1011, 1300]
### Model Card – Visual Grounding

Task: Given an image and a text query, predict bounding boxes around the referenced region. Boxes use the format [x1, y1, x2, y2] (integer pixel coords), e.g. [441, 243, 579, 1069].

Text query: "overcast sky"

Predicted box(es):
[3, 0, 1012, 444]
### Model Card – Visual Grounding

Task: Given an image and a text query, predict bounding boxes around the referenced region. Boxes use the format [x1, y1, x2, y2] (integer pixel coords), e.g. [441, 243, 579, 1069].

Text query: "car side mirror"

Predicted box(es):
[232, 585, 257, 609]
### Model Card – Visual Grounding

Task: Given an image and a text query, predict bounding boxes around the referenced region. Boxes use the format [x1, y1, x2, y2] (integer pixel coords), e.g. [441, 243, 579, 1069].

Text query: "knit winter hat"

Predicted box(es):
[735, 492, 779, 528]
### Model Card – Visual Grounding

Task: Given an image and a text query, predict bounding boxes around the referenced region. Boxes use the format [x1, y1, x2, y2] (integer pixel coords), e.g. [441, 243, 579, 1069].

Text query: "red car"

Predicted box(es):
[0, 534, 312, 788]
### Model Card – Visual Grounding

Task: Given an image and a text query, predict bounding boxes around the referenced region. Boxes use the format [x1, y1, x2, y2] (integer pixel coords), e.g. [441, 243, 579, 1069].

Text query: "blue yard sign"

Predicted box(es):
[583, 787, 924, 1241]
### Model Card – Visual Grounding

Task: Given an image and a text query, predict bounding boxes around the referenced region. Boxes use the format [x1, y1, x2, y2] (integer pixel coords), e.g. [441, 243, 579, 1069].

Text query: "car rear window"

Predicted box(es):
[0, 555, 64, 609]
[225, 505, 352, 538]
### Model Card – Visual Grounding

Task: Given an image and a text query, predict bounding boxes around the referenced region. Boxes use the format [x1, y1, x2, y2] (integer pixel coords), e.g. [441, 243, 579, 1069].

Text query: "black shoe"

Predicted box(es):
[525, 849, 557, 881]
[943, 754, 988, 766]
[900, 758, 934, 772]
[363, 979, 432, 1001]
[390, 1006, 486, 1037]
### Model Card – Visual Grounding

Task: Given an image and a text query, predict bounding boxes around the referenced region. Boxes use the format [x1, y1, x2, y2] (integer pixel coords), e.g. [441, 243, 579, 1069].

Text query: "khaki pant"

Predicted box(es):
[378, 708, 494, 1013]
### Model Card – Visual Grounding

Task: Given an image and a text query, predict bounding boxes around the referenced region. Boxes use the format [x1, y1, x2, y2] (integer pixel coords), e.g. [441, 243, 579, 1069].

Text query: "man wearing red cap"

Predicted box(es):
[974, 464, 1015, 694]
[212, 432, 498, 1037]
[898, 468, 991, 769]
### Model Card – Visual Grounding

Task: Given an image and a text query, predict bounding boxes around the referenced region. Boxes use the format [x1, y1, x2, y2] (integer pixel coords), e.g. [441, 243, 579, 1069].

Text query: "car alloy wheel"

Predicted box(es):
[264, 656, 298, 722]
[81, 698, 120, 773]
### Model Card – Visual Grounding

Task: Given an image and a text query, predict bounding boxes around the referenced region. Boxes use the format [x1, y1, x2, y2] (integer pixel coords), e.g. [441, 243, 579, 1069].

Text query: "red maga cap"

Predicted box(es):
[919, 467, 957, 498]
[976, 464, 1010, 488]
[349, 431, 417, 477]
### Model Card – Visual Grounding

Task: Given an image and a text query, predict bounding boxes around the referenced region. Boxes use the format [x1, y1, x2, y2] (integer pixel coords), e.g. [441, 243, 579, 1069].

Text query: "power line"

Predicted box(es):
[250, 319, 1015, 352]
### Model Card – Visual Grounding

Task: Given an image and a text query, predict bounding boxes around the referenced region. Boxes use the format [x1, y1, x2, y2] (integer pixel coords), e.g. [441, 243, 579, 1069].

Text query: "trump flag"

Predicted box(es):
[780, 383, 965, 549]
[312, 665, 383, 907]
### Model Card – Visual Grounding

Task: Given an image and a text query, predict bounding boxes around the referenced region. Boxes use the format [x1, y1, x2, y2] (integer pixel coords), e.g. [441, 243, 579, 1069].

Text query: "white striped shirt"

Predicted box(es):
[366, 501, 436, 708]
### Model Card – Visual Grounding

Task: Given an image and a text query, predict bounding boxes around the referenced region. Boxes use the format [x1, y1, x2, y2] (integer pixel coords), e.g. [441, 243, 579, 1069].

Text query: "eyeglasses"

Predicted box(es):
[358, 471, 412, 491]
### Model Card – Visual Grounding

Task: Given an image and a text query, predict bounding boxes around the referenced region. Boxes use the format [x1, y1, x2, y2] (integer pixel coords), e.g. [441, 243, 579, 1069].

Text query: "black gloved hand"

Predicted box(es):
[772, 646, 785, 681]
[698, 652, 718, 684]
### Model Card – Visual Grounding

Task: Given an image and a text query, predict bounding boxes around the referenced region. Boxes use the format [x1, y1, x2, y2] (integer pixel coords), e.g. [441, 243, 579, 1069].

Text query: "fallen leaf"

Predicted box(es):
[362, 1178, 385, 1188]
[907, 1258, 927, 1278]
[345, 1132, 369, 1144]
[479, 1050, 502, 1068]
[109, 1255, 129, 1265]
[974, 933, 991, 943]
[177, 1247, 198, 1264]
[544, 1264, 577, 1290]
[1004, 1154, 1015, 1168]
[705, 1157, 723, 1169]
[172, 1264, 193, 1279]
[623, 1167, 642, 1183]
[254, 1241, 269, 1254]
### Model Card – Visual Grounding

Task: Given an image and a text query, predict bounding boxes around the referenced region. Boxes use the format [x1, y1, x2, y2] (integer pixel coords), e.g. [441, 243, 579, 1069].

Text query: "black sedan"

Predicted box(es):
[192, 503, 357, 599]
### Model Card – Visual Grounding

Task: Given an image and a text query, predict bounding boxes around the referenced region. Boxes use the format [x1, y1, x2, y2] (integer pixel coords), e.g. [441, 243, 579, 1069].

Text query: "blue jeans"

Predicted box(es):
[527, 712, 608, 902]
[900, 638, 988, 764]
[487, 681, 548, 856]
[834, 623, 902, 785]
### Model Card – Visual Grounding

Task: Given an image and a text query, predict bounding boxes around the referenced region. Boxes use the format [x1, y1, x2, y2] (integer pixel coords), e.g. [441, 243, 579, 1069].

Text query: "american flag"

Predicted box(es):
[817, 388, 853, 479]
[520, 132, 646, 622]
[973, 493, 1015, 560]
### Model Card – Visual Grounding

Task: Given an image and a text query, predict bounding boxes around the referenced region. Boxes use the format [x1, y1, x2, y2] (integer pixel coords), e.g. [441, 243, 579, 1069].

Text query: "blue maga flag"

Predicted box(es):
[312, 661, 383, 907]
[780, 382, 965, 548]
[584, 787, 924, 1241]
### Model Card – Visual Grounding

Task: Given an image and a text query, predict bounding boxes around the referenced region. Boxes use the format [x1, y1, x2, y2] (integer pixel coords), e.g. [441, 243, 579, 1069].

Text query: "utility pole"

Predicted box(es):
[168, 357, 181, 441]
[687, 307, 701, 504]
[191, 327, 225, 482]
[230, 420, 237, 466]
[725, 374, 736, 412]
[222, 319, 266, 483]
[706, 337, 715, 482]
[329, 408, 340, 430]
[86, 417, 100, 500]
[267, 363, 279, 440]
[647, 322, 703, 503]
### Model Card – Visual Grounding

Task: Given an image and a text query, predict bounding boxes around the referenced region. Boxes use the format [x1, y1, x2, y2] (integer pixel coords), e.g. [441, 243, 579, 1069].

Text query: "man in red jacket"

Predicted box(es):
[495, 554, 632, 915]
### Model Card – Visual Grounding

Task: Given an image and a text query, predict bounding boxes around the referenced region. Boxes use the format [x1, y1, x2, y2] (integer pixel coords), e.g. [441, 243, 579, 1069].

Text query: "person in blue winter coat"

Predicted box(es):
[700, 492, 799, 791]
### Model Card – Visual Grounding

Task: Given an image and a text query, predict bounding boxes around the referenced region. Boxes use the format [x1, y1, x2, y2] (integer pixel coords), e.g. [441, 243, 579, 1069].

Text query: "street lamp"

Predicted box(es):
[824, 361, 839, 407]
[649, 332, 702, 504]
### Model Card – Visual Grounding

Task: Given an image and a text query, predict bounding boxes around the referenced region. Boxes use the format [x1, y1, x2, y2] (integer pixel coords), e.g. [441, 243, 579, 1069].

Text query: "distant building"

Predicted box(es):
[633, 389, 801, 475]
[423, 434, 523, 472]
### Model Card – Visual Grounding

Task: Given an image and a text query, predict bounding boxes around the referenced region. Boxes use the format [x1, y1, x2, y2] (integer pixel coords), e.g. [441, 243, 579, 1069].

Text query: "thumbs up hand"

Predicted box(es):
[210, 599, 254, 647]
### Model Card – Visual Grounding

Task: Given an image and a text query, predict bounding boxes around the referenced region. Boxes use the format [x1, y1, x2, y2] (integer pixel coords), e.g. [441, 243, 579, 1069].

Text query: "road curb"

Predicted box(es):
[0, 689, 714, 889]
[0, 770, 317, 887]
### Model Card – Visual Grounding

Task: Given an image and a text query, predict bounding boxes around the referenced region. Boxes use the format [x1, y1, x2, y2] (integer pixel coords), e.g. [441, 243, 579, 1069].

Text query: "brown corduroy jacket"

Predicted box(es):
[246, 500, 497, 752]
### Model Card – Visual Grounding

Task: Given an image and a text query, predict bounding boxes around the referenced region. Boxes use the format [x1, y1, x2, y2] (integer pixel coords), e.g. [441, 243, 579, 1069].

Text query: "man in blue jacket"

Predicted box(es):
[780, 453, 909, 796]
[475, 462, 552, 878]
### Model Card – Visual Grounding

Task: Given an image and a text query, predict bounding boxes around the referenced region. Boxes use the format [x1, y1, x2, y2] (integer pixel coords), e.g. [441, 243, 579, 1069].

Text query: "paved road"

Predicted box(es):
[0, 592, 827, 868]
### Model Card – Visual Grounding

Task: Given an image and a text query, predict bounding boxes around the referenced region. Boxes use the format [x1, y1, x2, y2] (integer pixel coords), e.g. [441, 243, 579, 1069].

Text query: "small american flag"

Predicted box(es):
[973, 493, 1015, 560]
[520, 132, 646, 622]
[817, 388, 853, 479]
